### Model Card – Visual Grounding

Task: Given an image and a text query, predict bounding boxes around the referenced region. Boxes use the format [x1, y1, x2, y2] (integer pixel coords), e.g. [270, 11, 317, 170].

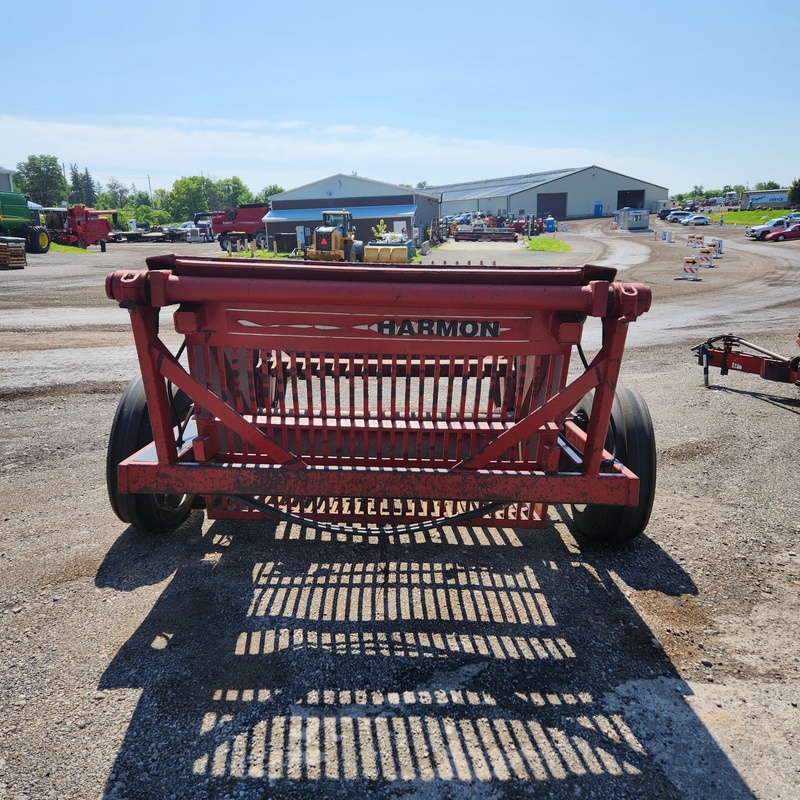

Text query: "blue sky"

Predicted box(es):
[2, 1, 795, 198]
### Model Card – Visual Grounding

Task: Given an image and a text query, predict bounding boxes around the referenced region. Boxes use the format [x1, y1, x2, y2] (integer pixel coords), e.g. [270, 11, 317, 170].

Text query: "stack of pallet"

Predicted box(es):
[0, 240, 26, 269]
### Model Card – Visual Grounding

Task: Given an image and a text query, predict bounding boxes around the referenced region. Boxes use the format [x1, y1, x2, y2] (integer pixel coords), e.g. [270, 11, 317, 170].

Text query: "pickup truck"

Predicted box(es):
[746, 217, 790, 241]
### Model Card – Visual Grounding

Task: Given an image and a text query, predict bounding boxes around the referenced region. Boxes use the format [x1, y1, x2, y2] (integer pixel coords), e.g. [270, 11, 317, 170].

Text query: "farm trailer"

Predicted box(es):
[692, 334, 800, 387]
[106, 257, 655, 544]
[454, 227, 518, 243]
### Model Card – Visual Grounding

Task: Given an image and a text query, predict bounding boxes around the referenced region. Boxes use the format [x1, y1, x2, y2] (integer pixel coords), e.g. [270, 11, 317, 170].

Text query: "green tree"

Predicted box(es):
[14, 154, 68, 206]
[211, 176, 253, 209]
[788, 178, 800, 208]
[97, 178, 130, 209]
[754, 180, 781, 190]
[415, 181, 429, 189]
[255, 184, 284, 203]
[128, 204, 171, 227]
[151, 188, 170, 209]
[69, 163, 83, 204]
[164, 175, 212, 221]
[81, 168, 98, 207]
[721, 183, 746, 198]
[129, 187, 152, 207]
[68, 164, 99, 206]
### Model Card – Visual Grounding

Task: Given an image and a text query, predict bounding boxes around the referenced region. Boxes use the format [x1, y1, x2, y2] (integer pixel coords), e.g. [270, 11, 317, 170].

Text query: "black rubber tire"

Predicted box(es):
[354, 242, 365, 262]
[254, 231, 267, 250]
[760, 231, 768, 240]
[569, 386, 656, 544]
[106, 376, 195, 532]
[344, 243, 355, 262]
[776, 235, 785, 242]
[219, 235, 231, 252]
[25, 225, 51, 254]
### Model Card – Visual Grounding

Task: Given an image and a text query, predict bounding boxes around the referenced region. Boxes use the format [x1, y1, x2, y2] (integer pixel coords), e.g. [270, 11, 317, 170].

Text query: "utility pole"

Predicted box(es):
[147, 174, 153, 204]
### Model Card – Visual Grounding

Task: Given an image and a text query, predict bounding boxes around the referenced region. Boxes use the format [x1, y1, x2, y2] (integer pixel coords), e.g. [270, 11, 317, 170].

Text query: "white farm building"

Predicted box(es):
[430, 166, 669, 220]
[264, 174, 439, 249]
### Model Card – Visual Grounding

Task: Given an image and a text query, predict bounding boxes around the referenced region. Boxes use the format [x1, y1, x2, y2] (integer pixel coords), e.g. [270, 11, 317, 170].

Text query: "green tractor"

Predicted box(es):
[0, 191, 51, 253]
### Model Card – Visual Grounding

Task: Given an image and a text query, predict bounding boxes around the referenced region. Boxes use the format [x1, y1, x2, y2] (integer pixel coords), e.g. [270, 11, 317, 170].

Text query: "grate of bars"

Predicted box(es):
[189, 347, 568, 527]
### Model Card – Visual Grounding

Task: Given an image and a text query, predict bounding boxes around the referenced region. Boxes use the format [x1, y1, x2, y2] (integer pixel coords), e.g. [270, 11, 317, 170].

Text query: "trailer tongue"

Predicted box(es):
[106, 256, 655, 545]
[692, 334, 800, 387]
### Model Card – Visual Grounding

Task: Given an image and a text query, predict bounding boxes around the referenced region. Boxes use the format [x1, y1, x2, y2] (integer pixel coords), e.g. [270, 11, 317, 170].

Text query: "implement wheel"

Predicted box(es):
[106, 376, 196, 533]
[570, 387, 656, 544]
[26, 225, 51, 254]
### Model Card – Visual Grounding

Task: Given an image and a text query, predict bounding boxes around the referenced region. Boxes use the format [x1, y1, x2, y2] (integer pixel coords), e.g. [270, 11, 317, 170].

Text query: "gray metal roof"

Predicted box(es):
[428, 168, 586, 201]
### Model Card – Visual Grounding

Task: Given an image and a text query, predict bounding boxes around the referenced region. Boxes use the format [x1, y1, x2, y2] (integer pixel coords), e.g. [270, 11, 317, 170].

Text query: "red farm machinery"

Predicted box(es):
[43, 205, 117, 248]
[195, 203, 269, 252]
[105, 257, 656, 545]
[692, 334, 800, 387]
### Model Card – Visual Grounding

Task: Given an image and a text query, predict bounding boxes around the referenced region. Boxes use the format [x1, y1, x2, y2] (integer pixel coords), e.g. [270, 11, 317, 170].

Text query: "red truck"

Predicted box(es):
[194, 203, 269, 251]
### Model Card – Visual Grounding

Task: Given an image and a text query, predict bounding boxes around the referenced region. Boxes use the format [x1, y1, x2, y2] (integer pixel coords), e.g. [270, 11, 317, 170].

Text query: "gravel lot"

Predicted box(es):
[1, 222, 799, 799]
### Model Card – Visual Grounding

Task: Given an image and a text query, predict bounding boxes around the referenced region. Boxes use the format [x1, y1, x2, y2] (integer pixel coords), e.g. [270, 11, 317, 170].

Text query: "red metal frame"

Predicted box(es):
[107, 256, 651, 528]
[693, 334, 800, 387]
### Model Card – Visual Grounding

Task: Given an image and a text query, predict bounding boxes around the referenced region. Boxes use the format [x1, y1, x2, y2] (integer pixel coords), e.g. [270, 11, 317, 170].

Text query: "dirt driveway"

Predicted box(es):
[1, 223, 798, 799]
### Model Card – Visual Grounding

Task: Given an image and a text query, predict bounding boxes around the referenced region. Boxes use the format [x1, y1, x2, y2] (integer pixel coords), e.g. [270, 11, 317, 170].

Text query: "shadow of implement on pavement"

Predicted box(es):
[95, 517, 753, 799]
[705, 383, 800, 415]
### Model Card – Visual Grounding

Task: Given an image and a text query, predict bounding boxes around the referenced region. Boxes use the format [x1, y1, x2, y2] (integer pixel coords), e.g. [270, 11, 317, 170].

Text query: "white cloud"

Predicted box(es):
[0, 114, 737, 195]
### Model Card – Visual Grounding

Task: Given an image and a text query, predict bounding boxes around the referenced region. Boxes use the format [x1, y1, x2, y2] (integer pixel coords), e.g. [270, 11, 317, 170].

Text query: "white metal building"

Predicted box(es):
[0, 167, 15, 192]
[429, 166, 669, 220]
[739, 189, 790, 210]
[264, 174, 439, 247]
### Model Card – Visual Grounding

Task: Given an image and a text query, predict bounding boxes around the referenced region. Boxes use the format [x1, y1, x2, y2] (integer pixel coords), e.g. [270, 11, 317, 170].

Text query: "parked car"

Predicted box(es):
[746, 217, 790, 241]
[667, 211, 693, 223]
[680, 214, 711, 226]
[765, 223, 800, 242]
[657, 208, 678, 219]
[785, 212, 800, 223]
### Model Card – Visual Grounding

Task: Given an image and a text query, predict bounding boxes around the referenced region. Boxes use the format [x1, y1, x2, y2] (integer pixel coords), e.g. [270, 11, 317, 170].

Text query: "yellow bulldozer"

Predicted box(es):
[305, 210, 364, 262]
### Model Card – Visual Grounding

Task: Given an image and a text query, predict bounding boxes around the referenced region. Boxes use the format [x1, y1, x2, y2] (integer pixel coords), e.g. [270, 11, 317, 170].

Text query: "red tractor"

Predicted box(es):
[43, 205, 117, 248]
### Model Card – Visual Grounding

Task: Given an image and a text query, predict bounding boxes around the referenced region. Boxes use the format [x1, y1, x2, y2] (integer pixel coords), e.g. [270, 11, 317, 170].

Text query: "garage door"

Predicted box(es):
[617, 189, 645, 209]
[536, 193, 567, 218]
